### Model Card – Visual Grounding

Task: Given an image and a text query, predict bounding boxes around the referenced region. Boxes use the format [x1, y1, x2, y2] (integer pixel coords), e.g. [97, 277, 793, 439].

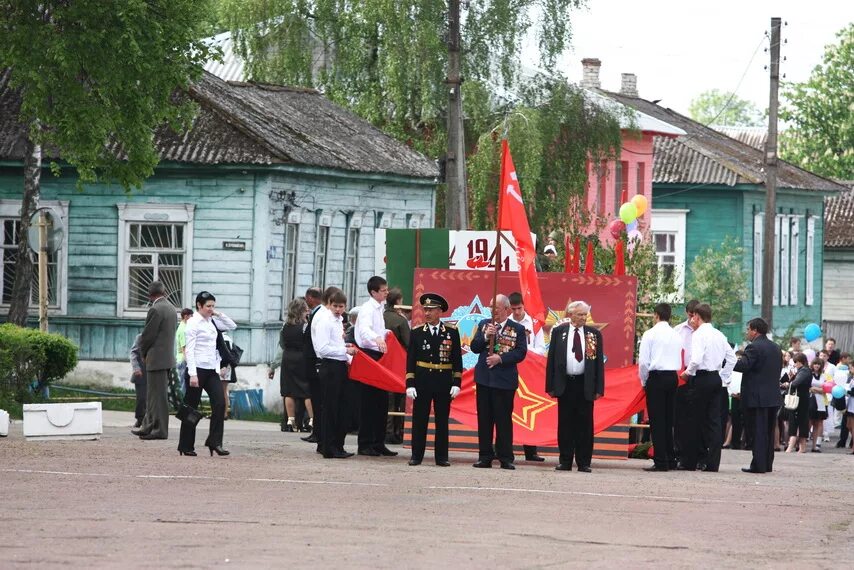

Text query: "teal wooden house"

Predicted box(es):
[605, 92, 846, 341]
[0, 70, 438, 369]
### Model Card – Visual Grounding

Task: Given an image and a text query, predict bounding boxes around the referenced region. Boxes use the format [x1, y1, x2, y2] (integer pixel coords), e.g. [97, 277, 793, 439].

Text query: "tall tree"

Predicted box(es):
[688, 89, 764, 127]
[780, 23, 853, 180]
[0, 1, 215, 326]
[219, 0, 586, 226]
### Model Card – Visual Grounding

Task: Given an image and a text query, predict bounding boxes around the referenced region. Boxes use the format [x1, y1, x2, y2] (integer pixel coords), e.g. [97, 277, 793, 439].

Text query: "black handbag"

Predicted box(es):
[832, 396, 847, 411]
[176, 403, 204, 426]
[214, 322, 242, 367]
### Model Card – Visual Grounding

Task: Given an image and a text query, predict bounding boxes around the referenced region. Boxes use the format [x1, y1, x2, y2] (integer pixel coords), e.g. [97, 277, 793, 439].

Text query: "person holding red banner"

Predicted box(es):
[546, 300, 605, 473]
[405, 293, 463, 466]
[471, 294, 527, 470]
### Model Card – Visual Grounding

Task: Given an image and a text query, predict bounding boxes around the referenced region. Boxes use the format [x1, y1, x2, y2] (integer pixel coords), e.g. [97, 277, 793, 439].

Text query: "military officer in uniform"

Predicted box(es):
[405, 293, 463, 466]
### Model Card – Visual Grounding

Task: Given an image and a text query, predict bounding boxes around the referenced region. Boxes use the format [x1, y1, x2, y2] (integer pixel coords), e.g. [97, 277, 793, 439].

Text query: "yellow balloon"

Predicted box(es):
[631, 194, 648, 216]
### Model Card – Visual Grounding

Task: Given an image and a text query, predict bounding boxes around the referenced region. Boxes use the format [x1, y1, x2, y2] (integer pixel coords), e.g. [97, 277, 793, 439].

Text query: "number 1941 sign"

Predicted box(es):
[448, 231, 536, 272]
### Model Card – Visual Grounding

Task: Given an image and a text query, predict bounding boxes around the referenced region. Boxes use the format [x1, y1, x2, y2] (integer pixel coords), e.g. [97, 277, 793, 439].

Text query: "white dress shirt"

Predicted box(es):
[673, 319, 695, 368]
[565, 325, 586, 376]
[685, 322, 736, 384]
[312, 307, 350, 362]
[638, 321, 683, 386]
[511, 312, 545, 356]
[185, 312, 237, 376]
[355, 297, 389, 351]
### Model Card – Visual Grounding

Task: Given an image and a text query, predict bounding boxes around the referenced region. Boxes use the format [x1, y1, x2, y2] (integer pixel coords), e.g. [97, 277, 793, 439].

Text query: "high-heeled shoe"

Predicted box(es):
[179, 450, 197, 456]
[208, 445, 230, 456]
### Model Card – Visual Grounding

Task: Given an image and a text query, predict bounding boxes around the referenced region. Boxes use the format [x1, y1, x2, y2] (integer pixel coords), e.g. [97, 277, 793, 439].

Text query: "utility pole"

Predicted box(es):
[761, 17, 781, 329]
[445, 0, 468, 230]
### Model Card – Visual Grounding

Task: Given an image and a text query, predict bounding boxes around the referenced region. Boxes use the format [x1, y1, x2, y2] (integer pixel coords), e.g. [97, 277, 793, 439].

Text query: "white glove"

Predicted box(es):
[406, 387, 417, 400]
[450, 386, 461, 399]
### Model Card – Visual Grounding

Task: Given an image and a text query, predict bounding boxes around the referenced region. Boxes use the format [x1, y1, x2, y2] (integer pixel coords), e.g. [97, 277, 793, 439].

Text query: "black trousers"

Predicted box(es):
[357, 348, 389, 452]
[306, 360, 322, 442]
[133, 372, 147, 421]
[476, 384, 515, 463]
[746, 406, 777, 472]
[410, 376, 452, 463]
[319, 359, 349, 456]
[557, 377, 594, 468]
[178, 368, 225, 452]
[719, 386, 730, 442]
[674, 383, 691, 458]
[645, 371, 677, 467]
[730, 396, 745, 449]
[682, 372, 722, 470]
[839, 412, 850, 446]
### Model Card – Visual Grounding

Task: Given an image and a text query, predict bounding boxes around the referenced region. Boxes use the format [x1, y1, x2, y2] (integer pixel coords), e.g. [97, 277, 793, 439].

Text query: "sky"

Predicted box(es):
[530, 0, 853, 117]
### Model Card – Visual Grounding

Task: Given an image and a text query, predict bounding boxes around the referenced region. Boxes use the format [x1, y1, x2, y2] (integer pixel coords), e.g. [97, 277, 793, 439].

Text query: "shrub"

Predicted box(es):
[0, 324, 78, 401]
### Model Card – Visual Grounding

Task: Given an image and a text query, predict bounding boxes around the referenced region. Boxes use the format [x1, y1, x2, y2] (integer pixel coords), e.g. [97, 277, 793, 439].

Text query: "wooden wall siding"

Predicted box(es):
[823, 249, 854, 322]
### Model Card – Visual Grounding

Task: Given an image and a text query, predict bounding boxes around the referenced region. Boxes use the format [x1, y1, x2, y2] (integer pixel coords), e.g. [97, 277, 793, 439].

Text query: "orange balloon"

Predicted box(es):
[631, 194, 648, 216]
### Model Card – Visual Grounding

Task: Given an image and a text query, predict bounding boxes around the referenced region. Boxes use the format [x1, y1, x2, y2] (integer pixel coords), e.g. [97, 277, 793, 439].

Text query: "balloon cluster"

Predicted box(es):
[609, 195, 648, 240]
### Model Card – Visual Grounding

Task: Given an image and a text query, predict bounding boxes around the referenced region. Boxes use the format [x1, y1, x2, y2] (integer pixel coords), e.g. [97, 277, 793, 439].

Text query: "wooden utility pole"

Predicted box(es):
[37, 209, 49, 332]
[761, 17, 781, 328]
[445, 0, 468, 230]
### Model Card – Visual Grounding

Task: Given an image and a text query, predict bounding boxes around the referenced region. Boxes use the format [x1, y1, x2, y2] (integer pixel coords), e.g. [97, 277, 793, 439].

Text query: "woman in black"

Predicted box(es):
[784, 353, 812, 453]
[280, 298, 313, 432]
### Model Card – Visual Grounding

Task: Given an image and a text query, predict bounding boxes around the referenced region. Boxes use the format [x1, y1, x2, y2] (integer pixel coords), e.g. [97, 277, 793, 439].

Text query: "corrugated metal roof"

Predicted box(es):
[604, 90, 846, 193]
[203, 32, 246, 82]
[0, 69, 437, 179]
[713, 126, 767, 151]
[825, 183, 854, 248]
[582, 88, 685, 137]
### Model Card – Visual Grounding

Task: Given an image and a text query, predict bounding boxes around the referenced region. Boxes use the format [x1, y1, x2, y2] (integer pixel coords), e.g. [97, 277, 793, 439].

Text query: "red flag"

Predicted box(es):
[572, 237, 581, 273]
[347, 333, 407, 393]
[449, 353, 646, 446]
[563, 234, 572, 273]
[497, 140, 546, 326]
[613, 239, 625, 276]
[584, 240, 595, 274]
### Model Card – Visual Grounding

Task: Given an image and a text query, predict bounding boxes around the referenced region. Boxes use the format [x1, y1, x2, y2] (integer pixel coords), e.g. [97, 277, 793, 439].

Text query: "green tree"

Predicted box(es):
[219, 0, 585, 160]
[780, 23, 854, 180]
[0, 1, 215, 326]
[467, 77, 626, 241]
[685, 237, 749, 326]
[688, 89, 764, 127]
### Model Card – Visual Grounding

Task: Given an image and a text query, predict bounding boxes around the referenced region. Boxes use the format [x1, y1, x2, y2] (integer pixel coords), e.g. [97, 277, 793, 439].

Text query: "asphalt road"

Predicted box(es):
[2, 411, 852, 569]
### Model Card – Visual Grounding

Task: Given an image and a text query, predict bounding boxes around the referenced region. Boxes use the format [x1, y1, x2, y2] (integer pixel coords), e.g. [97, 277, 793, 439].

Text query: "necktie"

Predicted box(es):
[573, 327, 583, 362]
[432, 326, 438, 337]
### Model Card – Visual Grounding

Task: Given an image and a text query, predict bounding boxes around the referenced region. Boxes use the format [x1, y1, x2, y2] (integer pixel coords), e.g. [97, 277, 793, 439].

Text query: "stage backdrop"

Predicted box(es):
[407, 269, 642, 459]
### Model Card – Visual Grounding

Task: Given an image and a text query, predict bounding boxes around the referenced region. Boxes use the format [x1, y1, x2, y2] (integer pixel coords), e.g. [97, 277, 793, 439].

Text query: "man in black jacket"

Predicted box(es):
[733, 318, 783, 474]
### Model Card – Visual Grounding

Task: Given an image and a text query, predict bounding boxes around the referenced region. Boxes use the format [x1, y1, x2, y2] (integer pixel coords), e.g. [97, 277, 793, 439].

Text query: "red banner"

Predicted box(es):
[348, 333, 407, 393]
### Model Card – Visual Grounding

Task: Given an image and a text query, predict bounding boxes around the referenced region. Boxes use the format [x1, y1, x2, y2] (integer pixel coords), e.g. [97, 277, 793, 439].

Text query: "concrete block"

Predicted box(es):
[23, 402, 102, 440]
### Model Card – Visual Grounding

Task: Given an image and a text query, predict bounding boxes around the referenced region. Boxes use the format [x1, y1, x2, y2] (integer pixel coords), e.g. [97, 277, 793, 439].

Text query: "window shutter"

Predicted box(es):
[789, 217, 799, 304]
[806, 216, 815, 305]
[773, 215, 780, 306]
[780, 215, 790, 305]
[753, 213, 763, 305]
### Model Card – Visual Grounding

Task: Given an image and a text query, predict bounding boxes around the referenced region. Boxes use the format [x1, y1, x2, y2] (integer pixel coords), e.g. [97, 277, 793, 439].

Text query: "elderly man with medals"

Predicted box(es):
[405, 293, 463, 466]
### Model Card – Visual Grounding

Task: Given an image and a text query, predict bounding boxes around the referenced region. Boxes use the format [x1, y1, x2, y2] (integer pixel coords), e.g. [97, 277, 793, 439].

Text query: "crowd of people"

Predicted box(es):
[128, 276, 851, 472]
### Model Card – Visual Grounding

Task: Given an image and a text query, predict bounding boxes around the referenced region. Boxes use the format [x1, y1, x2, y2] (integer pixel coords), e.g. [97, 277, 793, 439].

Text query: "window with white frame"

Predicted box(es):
[314, 212, 331, 289]
[779, 215, 790, 306]
[650, 209, 688, 298]
[789, 217, 800, 304]
[753, 212, 805, 306]
[806, 215, 815, 305]
[343, 227, 359, 304]
[117, 204, 193, 316]
[0, 200, 68, 313]
[753, 213, 763, 305]
[283, 221, 299, 305]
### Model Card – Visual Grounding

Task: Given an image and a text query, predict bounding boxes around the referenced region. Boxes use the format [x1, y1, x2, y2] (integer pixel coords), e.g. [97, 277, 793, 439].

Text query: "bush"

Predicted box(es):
[0, 324, 78, 401]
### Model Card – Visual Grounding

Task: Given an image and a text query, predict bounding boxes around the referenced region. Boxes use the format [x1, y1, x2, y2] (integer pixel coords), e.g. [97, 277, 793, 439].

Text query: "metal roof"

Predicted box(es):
[203, 32, 246, 83]
[582, 88, 685, 137]
[604, 90, 846, 193]
[0, 68, 438, 179]
[824, 183, 854, 248]
[712, 126, 768, 151]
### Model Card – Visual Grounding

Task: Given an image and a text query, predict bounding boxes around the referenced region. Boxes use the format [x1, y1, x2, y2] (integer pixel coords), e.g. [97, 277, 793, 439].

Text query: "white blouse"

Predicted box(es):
[185, 312, 236, 376]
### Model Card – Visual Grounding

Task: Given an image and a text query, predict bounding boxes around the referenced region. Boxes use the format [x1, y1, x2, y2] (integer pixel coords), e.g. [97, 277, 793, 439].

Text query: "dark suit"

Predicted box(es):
[470, 318, 527, 464]
[406, 322, 462, 463]
[733, 335, 783, 472]
[138, 296, 177, 438]
[304, 305, 323, 445]
[545, 324, 605, 468]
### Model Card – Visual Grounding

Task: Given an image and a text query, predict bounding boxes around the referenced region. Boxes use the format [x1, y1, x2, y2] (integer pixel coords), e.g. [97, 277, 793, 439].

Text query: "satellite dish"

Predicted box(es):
[27, 207, 65, 255]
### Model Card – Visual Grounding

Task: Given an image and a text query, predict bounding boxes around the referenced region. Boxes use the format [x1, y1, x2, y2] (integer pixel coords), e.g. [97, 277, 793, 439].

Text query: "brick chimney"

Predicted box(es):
[620, 73, 638, 97]
[581, 58, 601, 89]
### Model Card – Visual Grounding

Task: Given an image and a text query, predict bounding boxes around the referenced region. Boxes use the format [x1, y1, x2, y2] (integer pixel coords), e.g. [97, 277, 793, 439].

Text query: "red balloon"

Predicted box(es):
[608, 219, 626, 239]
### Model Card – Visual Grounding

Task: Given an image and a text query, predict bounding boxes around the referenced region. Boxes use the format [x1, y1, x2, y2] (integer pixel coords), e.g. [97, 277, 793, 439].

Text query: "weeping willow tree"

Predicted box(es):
[467, 77, 627, 240]
[219, 0, 585, 159]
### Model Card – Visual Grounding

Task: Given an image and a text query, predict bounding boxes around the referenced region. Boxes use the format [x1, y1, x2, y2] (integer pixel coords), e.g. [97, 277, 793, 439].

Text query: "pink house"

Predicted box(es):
[578, 59, 684, 243]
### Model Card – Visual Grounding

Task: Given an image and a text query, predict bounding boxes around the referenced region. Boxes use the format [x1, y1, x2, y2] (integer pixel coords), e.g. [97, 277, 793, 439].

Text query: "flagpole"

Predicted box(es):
[489, 139, 509, 355]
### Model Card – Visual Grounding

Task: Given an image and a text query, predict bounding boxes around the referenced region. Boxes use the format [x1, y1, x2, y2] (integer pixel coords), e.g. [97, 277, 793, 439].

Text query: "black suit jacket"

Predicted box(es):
[470, 318, 527, 390]
[734, 335, 783, 408]
[545, 323, 605, 401]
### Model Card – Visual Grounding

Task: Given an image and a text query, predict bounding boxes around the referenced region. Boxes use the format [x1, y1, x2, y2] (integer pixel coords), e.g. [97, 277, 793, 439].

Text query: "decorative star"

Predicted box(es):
[512, 376, 557, 431]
